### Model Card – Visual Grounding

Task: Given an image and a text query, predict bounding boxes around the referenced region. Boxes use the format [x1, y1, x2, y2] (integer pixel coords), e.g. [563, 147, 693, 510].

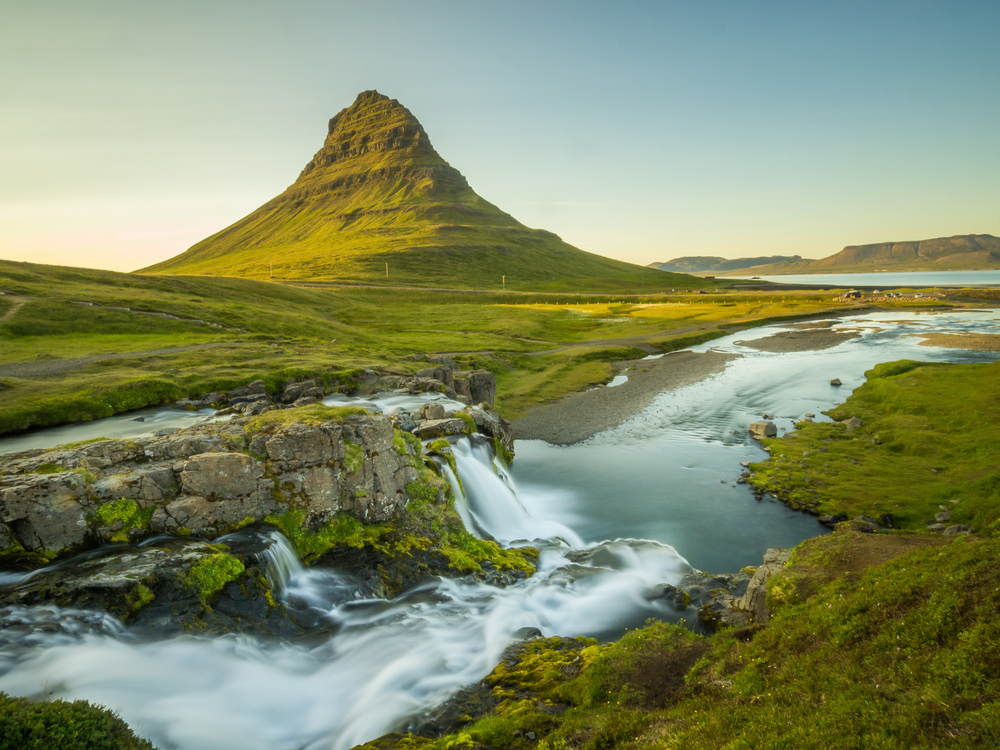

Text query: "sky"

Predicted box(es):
[1, 0, 998, 272]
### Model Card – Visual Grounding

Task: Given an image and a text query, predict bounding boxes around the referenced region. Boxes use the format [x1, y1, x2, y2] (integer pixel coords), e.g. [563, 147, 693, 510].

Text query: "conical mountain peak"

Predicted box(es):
[299, 90, 441, 179]
[141, 91, 642, 287]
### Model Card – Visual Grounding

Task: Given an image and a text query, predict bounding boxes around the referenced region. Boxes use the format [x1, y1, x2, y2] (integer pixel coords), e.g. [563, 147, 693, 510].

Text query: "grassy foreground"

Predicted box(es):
[0, 259, 850, 434]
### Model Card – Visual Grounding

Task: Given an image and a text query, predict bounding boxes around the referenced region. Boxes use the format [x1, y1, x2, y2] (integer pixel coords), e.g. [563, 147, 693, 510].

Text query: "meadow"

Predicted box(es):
[0, 259, 849, 433]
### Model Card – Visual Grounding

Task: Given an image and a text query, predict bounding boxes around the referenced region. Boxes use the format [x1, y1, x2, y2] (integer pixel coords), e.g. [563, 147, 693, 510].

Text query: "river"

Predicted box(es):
[0, 308, 998, 749]
[726, 269, 1000, 287]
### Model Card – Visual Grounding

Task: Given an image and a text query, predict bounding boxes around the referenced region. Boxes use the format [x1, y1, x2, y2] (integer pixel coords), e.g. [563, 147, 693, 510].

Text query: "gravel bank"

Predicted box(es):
[512, 349, 739, 445]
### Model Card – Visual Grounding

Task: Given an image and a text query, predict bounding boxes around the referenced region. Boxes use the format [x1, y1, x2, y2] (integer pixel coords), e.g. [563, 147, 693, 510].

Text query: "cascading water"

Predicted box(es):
[0, 437, 691, 750]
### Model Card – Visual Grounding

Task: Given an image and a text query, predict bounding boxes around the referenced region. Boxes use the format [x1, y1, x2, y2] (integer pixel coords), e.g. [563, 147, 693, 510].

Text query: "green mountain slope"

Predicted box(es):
[140, 91, 651, 289]
[718, 234, 1000, 276]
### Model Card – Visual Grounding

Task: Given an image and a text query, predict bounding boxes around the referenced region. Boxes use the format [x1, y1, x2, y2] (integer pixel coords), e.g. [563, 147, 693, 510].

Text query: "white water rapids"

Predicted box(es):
[0, 438, 690, 750]
[3, 307, 1000, 748]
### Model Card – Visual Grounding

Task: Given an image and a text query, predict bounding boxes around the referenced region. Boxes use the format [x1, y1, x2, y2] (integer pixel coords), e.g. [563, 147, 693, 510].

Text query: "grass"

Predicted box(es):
[0, 259, 862, 435]
[245, 403, 375, 432]
[748, 359, 1000, 531]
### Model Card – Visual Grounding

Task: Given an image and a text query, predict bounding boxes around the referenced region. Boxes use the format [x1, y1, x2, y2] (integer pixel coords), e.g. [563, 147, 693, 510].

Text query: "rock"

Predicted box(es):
[292, 395, 318, 408]
[740, 461, 750, 467]
[452, 370, 497, 407]
[133, 417, 145, 422]
[804, 413, 815, 418]
[0, 472, 89, 552]
[464, 405, 515, 460]
[831, 378, 842, 386]
[412, 418, 472, 440]
[391, 412, 418, 433]
[748, 421, 777, 439]
[818, 514, 837, 527]
[877, 512, 900, 530]
[228, 380, 268, 405]
[840, 417, 862, 430]
[935, 510, 951, 523]
[416, 403, 447, 421]
[180, 453, 265, 499]
[926, 523, 947, 532]
[943, 524, 973, 535]
[281, 380, 316, 403]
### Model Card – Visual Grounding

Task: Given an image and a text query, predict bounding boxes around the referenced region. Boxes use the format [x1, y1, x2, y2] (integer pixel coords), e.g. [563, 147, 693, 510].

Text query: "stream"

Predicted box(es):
[0, 308, 998, 749]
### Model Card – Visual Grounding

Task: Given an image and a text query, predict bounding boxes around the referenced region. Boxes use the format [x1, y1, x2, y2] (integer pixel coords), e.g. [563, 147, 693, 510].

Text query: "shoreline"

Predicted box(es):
[512, 349, 740, 445]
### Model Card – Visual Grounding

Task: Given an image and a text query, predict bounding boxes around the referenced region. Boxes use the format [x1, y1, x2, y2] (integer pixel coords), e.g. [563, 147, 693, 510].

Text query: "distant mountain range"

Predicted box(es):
[651, 235, 1000, 276]
[647, 256, 804, 274]
[140, 91, 661, 288]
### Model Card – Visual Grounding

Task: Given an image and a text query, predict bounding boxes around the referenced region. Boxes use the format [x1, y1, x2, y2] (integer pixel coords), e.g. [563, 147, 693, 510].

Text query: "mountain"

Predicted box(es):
[648, 255, 805, 274]
[140, 91, 654, 288]
[716, 234, 1000, 276]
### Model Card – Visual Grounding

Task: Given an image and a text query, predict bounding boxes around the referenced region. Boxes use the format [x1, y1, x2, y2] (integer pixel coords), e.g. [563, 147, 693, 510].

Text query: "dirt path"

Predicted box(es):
[0, 342, 255, 379]
[0, 296, 27, 324]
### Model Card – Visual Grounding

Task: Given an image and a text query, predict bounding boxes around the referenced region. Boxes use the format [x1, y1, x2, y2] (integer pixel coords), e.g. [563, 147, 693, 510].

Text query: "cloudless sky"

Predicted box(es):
[1, 0, 998, 272]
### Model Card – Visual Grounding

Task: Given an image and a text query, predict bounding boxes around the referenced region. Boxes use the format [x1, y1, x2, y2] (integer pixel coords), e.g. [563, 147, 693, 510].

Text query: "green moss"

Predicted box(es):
[456, 412, 476, 433]
[58, 437, 111, 449]
[264, 509, 389, 562]
[393, 430, 409, 455]
[245, 403, 373, 433]
[344, 442, 364, 474]
[0, 691, 156, 749]
[32, 462, 63, 474]
[93, 498, 154, 543]
[124, 584, 154, 613]
[185, 553, 245, 602]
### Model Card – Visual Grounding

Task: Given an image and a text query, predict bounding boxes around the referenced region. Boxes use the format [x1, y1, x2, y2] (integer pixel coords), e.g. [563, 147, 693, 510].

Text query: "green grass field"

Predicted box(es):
[0, 259, 855, 433]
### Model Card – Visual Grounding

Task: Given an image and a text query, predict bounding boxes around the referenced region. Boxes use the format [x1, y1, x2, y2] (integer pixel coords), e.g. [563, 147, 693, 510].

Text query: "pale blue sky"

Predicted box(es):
[1, 0, 997, 271]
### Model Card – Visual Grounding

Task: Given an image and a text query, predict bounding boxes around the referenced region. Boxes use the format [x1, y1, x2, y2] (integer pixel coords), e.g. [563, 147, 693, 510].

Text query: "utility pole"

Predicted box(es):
[269, 261, 273, 279]
[386, 262, 389, 278]
[502, 275, 506, 291]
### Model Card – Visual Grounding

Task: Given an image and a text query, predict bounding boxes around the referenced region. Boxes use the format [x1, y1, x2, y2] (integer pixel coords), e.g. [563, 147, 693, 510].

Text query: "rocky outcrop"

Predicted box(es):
[748, 420, 777, 439]
[0, 412, 421, 555]
[698, 548, 791, 629]
[0, 400, 513, 558]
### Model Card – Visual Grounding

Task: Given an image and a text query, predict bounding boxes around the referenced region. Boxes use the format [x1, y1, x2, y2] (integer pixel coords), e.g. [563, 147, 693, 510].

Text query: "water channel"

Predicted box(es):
[0, 308, 998, 749]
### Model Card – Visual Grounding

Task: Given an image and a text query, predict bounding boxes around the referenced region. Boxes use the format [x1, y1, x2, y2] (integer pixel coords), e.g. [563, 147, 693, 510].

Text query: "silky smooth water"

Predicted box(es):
[0, 308, 997, 750]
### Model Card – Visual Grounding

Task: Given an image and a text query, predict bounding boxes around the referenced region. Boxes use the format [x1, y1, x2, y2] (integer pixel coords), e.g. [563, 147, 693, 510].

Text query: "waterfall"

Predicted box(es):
[447, 436, 583, 546]
[0, 435, 689, 750]
[257, 529, 305, 591]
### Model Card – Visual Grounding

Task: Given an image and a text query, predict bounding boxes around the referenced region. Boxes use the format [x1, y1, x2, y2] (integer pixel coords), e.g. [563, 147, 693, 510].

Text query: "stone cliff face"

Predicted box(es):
[0, 413, 423, 555]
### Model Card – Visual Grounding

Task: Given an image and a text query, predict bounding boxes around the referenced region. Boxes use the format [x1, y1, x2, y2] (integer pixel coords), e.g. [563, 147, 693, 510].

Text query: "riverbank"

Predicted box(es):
[512, 350, 739, 444]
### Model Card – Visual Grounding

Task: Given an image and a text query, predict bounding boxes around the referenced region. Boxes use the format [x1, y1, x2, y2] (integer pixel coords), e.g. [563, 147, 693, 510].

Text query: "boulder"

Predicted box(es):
[943, 524, 973, 535]
[0, 472, 89, 552]
[831, 378, 842, 386]
[840, 417, 862, 430]
[452, 370, 497, 407]
[413, 418, 472, 440]
[935, 510, 951, 523]
[180, 453, 265, 499]
[228, 380, 268, 405]
[748, 420, 777, 439]
[416, 403, 447, 421]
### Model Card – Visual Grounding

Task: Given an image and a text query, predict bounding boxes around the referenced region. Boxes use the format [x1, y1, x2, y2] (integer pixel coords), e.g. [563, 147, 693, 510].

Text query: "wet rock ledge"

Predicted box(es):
[0, 400, 531, 635]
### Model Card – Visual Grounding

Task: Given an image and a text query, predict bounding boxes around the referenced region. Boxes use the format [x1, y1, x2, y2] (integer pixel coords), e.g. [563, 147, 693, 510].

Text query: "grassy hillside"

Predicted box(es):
[139, 91, 658, 289]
